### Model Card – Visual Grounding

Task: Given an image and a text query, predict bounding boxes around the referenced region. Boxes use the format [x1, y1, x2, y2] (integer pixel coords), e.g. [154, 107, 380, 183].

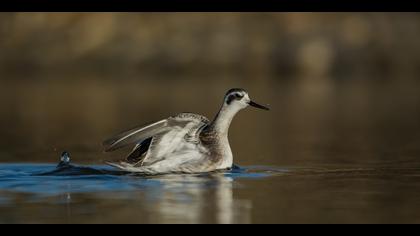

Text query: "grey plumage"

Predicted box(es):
[103, 119, 167, 152]
[103, 89, 269, 174]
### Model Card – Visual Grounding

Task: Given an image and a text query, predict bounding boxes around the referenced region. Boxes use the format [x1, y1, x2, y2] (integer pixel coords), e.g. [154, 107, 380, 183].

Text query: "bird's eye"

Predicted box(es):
[235, 93, 243, 99]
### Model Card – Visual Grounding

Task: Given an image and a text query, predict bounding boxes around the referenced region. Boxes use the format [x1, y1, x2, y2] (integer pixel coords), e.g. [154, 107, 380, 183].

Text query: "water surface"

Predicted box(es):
[1, 163, 420, 223]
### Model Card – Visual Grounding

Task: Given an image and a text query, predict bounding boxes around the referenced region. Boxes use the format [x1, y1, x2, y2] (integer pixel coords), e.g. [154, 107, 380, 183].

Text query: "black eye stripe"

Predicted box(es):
[226, 95, 235, 105]
[226, 93, 243, 105]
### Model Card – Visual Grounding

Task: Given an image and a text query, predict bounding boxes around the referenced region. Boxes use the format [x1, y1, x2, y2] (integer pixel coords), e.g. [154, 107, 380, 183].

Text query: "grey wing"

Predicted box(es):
[168, 113, 210, 144]
[103, 119, 168, 152]
[140, 113, 210, 166]
[107, 113, 210, 169]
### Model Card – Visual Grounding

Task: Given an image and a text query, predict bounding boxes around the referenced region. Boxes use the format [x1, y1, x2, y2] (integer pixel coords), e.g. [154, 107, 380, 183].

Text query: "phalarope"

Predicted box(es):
[103, 88, 269, 174]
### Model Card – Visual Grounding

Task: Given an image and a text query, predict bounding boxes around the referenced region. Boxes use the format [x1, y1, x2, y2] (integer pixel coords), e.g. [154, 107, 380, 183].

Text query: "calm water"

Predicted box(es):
[1, 163, 420, 223]
[1, 77, 420, 223]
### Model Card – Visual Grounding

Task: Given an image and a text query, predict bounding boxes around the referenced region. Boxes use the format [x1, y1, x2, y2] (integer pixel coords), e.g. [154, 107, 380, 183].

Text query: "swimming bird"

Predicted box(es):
[103, 88, 269, 174]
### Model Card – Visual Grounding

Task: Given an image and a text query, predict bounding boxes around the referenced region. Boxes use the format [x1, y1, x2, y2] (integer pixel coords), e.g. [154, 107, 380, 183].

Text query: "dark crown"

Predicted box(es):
[225, 88, 247, 105]
[225, 88, 246, 96]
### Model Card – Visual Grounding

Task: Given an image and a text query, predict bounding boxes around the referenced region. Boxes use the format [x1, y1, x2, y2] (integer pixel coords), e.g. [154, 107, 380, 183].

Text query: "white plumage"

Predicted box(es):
[103, 88, 269, 175]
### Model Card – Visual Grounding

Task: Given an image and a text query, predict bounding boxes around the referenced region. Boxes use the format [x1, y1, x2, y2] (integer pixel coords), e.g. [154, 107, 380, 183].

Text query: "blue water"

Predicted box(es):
[0, 163, 291, 223]
[0, 163, 284, 200]
[2, 163, 420, 223]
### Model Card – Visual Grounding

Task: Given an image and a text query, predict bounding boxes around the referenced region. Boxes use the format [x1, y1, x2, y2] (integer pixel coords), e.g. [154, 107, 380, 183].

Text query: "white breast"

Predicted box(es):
[217, 137, 233, 169]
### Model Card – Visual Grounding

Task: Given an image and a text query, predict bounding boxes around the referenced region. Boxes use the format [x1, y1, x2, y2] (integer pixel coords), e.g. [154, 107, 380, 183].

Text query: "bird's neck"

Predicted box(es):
[210, 105, 239, 136]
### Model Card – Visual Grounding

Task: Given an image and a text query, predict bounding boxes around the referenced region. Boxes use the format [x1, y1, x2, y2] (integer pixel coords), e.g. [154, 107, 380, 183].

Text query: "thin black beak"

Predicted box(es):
[248, 100, 270, 111]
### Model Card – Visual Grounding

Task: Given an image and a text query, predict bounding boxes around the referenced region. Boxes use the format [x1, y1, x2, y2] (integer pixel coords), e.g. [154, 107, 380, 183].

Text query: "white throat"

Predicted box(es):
[211, 103, 243, 136]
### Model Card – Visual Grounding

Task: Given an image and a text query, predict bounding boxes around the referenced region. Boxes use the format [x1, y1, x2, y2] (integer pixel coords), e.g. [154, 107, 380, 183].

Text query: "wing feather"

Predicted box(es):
[104, 113, 210, 171]
[103, 119, 168, 152]
[140, 113, 209, 166]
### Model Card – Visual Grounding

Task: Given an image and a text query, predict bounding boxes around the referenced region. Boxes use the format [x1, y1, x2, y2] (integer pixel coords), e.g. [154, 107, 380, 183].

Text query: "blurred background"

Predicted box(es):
[1, 13, 420, 167]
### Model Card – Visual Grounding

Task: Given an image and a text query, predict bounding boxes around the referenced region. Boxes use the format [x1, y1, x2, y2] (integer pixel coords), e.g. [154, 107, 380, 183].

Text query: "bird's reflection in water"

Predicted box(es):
[53, 171, 252, 224]
[141, 173, 252, 224]
[214, 175, 252, 224]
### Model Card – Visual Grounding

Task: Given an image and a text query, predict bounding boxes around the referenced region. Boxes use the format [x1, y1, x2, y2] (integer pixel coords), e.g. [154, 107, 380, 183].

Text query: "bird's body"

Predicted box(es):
[103, 88, 269, 175]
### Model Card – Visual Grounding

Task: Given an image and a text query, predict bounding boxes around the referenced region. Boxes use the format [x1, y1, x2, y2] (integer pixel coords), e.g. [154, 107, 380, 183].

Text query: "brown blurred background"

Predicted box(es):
[1, 13, 420, 166]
